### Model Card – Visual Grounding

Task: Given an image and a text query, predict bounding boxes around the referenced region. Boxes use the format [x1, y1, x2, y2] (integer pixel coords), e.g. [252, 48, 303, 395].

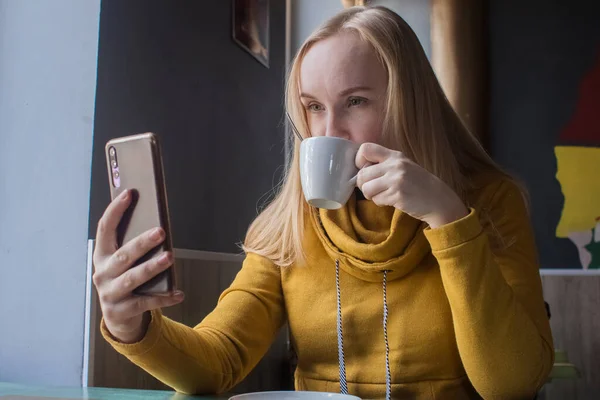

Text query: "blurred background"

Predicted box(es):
[0, 0, 598, 399]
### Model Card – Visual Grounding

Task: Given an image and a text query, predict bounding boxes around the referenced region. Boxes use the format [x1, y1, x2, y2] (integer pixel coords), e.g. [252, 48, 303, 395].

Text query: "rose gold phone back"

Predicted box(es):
[105, 133, 174, 294]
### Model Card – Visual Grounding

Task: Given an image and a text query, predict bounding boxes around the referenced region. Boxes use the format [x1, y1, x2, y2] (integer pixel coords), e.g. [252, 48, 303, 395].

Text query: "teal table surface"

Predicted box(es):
[0, 382, 228, 400]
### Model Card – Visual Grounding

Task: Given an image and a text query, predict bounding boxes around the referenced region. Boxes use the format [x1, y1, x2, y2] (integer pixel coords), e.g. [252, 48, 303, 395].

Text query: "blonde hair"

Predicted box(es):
[243, 6, 513, 266]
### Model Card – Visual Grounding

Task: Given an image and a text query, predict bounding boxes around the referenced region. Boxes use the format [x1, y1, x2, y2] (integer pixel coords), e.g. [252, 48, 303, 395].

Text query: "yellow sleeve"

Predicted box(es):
[100, 252, 285, 395]
[424, 180, 554, 399]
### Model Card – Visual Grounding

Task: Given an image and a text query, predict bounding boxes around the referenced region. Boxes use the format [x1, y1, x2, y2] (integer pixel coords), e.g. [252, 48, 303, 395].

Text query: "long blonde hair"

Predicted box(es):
[243, 6, 511, 266]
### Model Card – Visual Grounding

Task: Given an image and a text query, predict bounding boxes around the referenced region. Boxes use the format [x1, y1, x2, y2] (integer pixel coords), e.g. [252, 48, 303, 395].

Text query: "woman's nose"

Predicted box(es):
[325, 113, 349, 139]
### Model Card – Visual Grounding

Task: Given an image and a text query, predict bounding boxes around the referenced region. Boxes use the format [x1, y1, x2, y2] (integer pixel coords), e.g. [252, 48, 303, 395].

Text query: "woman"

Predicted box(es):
[93, 6, 553, 399]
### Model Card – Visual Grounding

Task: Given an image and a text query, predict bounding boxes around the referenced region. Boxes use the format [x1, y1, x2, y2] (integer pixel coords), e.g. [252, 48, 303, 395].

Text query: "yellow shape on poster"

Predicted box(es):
[555, 146, 600, 238]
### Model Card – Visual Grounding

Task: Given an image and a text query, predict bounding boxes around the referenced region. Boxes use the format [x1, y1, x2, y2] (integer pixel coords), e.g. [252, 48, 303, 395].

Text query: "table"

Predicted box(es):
[0, 382, 228, 400]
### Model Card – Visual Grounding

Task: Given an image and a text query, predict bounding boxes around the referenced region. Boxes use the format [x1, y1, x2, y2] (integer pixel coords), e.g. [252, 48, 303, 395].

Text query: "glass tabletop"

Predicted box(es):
[0, 382, 227, 400]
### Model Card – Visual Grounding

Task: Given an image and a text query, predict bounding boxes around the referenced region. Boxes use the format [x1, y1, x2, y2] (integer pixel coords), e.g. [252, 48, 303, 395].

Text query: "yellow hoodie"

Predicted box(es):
[101, 176, 554, 399]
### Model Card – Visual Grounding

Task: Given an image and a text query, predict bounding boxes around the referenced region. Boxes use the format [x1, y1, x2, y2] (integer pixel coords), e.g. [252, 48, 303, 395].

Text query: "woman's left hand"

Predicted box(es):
[355, 143, 469, 228]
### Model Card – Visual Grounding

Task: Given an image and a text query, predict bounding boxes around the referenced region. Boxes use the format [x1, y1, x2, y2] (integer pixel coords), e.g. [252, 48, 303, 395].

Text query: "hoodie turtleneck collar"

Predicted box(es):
[310, 192, 431, 282]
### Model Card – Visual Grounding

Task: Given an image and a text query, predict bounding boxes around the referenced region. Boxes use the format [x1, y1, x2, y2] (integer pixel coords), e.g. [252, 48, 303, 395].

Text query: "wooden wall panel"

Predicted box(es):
[88, 252, 292, 395]
[541, 274, 600, 400]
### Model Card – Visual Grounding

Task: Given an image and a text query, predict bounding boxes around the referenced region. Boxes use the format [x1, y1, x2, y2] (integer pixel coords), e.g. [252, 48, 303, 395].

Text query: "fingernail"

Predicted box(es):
[151, 228, 164, 241]
[173, 291, 184, 298]
[158, 252, 171, 264]
[121, 189, 129, 201]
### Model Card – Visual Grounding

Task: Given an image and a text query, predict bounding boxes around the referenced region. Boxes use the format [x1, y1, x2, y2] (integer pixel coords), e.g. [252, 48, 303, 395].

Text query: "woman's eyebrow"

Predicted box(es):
[300, 92, 317, 99]
[338, 85, 373, 96]
[300, 86, 373, 100]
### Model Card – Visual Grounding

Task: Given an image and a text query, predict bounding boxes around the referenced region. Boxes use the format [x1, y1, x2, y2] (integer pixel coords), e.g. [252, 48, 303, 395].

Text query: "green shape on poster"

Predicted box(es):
[584, 227, 600, 269]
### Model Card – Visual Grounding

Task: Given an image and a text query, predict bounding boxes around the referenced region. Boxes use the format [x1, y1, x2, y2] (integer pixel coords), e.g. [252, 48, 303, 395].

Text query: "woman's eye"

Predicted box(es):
[348, 97, 366, 107]
[308, 103, 324, 112]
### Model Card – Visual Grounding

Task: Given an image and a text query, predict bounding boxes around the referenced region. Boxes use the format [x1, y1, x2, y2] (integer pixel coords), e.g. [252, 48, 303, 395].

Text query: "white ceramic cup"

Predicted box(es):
[300, 136, 360, 210]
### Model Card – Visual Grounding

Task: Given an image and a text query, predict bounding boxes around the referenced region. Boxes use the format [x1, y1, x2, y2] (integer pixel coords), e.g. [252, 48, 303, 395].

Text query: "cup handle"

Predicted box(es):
[349, 162, 372, 187]
[349, 175, 358, 187]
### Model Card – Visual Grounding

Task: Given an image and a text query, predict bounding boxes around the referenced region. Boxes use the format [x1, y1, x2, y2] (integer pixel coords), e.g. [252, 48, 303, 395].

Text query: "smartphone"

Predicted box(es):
[104, 132, 176, 295]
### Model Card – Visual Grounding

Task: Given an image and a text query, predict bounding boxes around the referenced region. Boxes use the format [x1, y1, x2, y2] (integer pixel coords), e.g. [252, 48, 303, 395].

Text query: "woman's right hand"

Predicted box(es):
[92, 189, 184, 344]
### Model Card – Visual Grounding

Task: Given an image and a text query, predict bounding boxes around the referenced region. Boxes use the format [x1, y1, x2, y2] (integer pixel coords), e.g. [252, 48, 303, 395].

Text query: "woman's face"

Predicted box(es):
[299, 31, 388, 144]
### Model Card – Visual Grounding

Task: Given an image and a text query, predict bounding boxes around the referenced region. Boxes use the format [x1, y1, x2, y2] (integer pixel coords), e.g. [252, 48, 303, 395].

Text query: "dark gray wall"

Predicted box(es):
[489, 0, 600, 268]
[89, 0, 286, 253]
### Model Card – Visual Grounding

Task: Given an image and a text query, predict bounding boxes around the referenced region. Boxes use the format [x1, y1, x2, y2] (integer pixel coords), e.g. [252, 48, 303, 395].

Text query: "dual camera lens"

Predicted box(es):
[109, 146, 120, 188]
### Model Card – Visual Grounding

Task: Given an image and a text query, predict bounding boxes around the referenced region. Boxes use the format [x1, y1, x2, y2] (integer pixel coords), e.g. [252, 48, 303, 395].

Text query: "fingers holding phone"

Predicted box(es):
[94, 189, 132, 260]
[92, 194, 184, 343]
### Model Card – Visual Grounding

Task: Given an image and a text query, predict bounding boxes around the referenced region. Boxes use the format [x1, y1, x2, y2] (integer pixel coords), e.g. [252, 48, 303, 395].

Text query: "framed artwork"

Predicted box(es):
[232, 0, 270, 68]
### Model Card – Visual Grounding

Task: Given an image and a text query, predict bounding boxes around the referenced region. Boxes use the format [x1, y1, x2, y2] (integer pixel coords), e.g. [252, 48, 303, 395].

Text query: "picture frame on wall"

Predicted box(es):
[232, 0, 270, 68]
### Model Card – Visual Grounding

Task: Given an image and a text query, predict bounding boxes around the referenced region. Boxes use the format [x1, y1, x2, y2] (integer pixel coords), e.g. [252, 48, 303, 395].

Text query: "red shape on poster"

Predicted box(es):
[559, 51, 600, 145]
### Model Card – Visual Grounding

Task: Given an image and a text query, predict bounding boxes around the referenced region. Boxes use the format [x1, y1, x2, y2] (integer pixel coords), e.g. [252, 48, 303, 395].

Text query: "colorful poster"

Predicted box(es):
[554, 53, 600, 269]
